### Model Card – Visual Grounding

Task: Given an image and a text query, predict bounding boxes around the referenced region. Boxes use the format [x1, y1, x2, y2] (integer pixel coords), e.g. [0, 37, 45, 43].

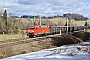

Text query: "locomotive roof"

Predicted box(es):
[28, 25, 49, 28]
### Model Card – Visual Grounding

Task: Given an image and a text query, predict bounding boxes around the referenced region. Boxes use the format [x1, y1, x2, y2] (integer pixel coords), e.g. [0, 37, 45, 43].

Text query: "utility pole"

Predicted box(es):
[85, 20, 88, 32]
[69, 15, 72, 26]
[66, 17, 68, 34]
[33, 16, 35, 25]
[40, 16, 41, 26]
[47, 17, 49, 26]
[38, 13, 42, 26]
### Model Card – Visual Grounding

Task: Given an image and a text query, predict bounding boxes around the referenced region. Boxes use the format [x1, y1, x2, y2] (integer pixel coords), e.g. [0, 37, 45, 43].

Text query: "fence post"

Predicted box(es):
[60, 29, 61, 35]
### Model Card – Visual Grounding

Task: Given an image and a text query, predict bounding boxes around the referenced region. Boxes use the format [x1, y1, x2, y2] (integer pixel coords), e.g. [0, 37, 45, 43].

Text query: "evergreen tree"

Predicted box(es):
[3, 9, 7, 27]
[84, 21, 89, 26]
[2, 9, 8, 33]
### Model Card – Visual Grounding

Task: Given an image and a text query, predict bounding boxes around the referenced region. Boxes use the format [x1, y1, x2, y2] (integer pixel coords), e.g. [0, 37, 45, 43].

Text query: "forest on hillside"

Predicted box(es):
[63, 13, 88, 20]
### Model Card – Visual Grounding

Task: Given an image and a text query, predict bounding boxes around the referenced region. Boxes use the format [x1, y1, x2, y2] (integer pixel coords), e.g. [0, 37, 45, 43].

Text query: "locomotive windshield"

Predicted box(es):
[28, 27, 34, 30]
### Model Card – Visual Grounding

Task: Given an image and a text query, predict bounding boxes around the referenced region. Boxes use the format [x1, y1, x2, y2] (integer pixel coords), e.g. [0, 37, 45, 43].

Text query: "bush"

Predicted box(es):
[14, 26, 20, 34]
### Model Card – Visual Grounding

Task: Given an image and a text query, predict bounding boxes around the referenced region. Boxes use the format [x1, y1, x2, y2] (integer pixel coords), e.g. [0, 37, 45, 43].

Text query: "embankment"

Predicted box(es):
[0, 34, 84, 58]
[73, 31, 90, 41]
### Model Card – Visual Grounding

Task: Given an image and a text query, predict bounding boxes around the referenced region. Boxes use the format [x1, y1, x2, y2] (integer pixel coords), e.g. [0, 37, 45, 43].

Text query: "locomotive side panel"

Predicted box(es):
[36, 27, 50, 34]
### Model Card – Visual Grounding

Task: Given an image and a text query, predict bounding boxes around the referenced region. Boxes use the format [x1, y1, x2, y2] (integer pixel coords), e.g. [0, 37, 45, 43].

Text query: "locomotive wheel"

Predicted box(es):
[41, 34, 44, 37]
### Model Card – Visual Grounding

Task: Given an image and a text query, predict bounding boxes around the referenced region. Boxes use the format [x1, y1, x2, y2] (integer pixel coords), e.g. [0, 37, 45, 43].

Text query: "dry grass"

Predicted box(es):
[75, 21, 86, 26]
[0, 37, 55, 59]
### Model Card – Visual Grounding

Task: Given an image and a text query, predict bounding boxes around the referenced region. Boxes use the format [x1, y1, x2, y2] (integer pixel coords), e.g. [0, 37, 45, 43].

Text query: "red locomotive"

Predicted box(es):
[27, 25, 50, 37]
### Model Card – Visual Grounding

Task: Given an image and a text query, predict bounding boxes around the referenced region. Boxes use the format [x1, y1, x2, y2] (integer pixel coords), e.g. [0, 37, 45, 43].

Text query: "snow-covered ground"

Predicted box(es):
[1, 44, 90, 60]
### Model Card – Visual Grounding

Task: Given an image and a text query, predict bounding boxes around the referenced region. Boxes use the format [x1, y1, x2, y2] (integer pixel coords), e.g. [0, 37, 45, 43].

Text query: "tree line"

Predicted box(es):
[20, 13, 89, 20]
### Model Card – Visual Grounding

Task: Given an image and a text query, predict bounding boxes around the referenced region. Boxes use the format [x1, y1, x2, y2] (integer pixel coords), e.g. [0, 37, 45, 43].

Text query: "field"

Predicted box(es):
[17, 17, 90, 26]
[0, 34, 27, 41]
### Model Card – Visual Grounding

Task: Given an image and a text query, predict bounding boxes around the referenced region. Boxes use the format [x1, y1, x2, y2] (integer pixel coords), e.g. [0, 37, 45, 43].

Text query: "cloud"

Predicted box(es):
[0, 0, 90, 18]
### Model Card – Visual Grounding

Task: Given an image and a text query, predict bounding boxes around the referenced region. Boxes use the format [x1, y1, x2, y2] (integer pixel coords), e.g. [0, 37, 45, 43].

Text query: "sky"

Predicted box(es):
[0, 0, 90, 18]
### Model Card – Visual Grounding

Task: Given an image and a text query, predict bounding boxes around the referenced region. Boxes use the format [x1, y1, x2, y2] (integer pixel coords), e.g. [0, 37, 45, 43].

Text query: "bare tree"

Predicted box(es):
[7, 12, 20, 34]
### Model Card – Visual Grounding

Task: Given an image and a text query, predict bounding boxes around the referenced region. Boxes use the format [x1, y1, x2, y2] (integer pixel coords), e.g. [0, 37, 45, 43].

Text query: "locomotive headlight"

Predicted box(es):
[32, 31, 34, 32]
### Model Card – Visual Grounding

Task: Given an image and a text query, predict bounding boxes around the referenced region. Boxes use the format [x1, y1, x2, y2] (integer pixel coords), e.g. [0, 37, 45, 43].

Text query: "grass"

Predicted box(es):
[0, 34, 27, 41]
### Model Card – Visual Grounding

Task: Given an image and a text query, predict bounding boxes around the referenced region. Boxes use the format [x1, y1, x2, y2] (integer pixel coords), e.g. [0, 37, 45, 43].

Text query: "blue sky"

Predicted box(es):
[0, 0, 3, 2]
[0, 0, 90, 19]
[84, 1, 90, 5]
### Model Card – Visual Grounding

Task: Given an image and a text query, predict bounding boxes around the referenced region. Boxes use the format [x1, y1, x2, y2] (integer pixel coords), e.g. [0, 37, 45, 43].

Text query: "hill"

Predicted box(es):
[16, 17, 90, 26]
